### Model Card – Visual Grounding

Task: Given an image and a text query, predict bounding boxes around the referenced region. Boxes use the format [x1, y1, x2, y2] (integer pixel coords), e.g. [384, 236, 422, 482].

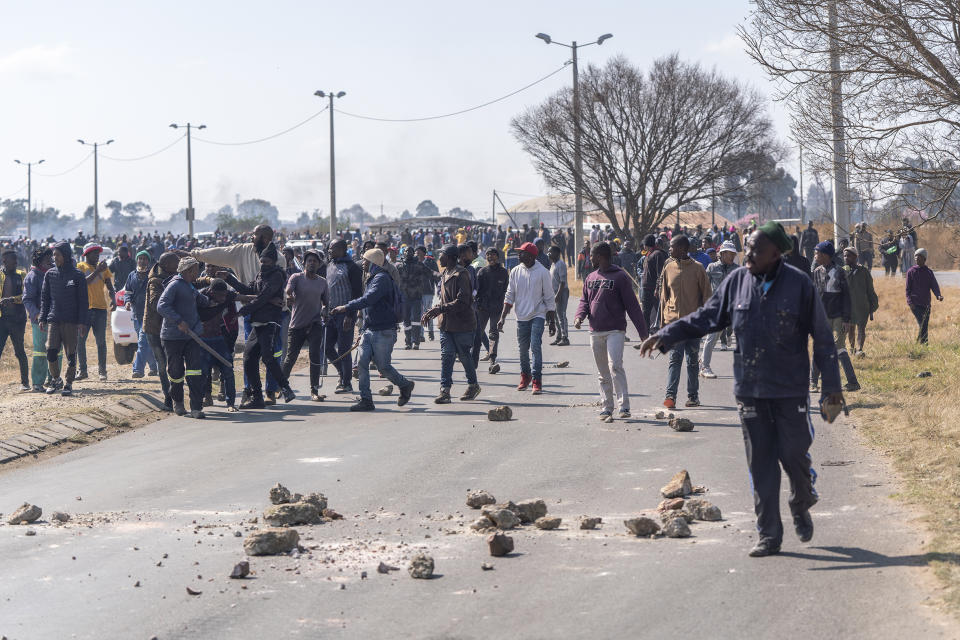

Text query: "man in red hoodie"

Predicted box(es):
[574, 241, 648, 421]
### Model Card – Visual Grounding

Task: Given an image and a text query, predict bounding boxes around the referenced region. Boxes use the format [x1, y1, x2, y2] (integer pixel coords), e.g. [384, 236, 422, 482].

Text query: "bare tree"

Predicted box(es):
[511, 55, 781, 243]
[741, 0, 960, 219]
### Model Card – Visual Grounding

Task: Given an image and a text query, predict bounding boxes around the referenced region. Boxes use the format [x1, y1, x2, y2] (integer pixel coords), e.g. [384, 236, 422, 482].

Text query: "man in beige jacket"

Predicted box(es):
[659, 234, 710, 408]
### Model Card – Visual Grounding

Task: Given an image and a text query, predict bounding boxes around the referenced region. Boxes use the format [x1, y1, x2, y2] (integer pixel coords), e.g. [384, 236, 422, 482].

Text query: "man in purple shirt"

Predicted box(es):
[574, 241, 649, 421]
[905, 248, 943, 344]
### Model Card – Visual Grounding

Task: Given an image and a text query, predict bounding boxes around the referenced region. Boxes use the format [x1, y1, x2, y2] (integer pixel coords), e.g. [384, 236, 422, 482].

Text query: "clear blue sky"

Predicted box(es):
[0, 0, 791, 223]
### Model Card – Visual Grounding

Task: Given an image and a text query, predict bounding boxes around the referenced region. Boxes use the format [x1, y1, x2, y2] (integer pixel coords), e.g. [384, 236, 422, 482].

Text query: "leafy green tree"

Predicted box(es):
[415, 200, 439, 218]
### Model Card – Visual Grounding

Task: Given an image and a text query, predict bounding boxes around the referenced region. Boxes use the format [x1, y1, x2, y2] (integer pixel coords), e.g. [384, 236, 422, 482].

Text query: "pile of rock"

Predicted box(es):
[243, 483, 339, 557]
[465, 492, 559, 533]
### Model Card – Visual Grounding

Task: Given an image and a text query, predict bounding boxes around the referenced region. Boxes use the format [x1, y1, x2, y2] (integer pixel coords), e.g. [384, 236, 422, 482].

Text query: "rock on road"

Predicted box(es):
[0, 318, 953, 639]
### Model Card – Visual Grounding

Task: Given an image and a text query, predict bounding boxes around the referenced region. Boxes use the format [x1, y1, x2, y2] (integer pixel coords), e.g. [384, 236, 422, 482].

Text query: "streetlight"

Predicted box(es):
[14, 158, 44, 239]
[78, 139, 113, 238]
[314, 90, 346, 239]
[169, 123, 206, 238]
[534, 32, 612, 275]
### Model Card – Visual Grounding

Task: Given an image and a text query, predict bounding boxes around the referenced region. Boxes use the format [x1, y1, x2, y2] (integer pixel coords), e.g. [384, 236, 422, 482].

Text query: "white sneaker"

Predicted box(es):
[701, 367, 717, 379]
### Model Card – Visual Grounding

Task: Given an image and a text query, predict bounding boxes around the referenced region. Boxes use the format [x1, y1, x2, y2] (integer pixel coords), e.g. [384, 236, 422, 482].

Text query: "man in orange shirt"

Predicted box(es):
[76, 243, 116, 381]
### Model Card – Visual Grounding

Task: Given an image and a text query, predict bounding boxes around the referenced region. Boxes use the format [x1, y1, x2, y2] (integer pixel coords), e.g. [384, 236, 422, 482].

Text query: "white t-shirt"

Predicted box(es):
[504, 261, 557, 321]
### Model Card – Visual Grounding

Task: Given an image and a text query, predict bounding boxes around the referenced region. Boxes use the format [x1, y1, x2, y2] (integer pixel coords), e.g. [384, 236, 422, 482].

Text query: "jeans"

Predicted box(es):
[591, 330, 628, 412]
[517, 317, 545, 380]
[737, 396, 817, 544]
[357, 328, 410, 401]
[402, 296, 423, 346]
[325, 313, 356, 386]
[473, 307, 501, 366]
[666, 338, 700, 400]
[910, 304, 930, 344]
[78, 307, 108, 375]
[132, 316, 157, 374]
[555, 289, 569, 340]
[440, 330, 477, 390]
[201, 336, 236, 406]
[162, 338, 205, 411]
[244, 323, 287, 394]
[146, 333, 171, 405]
[421, 294, 435, 336]
[283, 321, 325, 389]
[0, 316, 28, 386]
[31, 321, 59, 387]
[243, 316, 281, 393]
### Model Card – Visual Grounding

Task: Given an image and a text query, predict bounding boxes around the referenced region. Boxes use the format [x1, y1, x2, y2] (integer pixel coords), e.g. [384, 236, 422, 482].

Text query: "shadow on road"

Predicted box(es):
[780, 545, 960, 571]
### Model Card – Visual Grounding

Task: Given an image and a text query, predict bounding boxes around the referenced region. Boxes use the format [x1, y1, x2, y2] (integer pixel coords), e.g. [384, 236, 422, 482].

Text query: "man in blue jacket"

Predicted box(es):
[640, 221, 845, 558]
[157, 257, 210, 418]
[330, 248, 414, 412]
[39, 242, 88, 396]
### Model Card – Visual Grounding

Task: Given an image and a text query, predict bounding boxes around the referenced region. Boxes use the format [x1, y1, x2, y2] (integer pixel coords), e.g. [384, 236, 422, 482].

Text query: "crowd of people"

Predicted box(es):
[0, 216, 949, 557]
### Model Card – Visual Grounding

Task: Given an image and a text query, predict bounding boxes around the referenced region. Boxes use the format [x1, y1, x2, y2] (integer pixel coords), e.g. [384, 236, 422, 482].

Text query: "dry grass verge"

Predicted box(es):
[850, 275, 960, 610]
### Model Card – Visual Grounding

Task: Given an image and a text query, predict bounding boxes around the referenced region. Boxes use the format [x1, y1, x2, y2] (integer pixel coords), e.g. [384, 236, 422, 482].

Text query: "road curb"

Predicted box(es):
[0, 395, 159, 465]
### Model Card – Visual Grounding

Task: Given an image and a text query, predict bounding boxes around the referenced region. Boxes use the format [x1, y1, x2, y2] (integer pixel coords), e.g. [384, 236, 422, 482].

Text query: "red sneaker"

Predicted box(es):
[663, 397, 676, 409]
[531, 379, 542, 395]
[517, 374, 532, 391]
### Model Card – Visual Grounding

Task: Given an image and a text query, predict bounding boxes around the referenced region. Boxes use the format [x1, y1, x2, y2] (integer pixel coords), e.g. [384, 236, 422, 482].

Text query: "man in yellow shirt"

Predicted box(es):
[76, 243, 116, 381]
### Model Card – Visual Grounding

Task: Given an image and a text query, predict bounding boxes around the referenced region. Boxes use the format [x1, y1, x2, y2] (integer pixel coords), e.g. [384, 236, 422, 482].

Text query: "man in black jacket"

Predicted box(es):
[811, 241, 860, 392]
[220, 242, 295, 408]
[639, 234, 667, 331]
[39, 242, 88, 396]
[800, 221, 820, 264]
[0, 248, 29, 390]
[398, 247, 431, 349]
[473, 247, 509, 372]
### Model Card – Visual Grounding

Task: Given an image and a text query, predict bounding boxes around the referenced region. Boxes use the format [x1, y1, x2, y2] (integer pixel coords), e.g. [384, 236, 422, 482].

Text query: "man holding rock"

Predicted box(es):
[640, 221, 844, 558]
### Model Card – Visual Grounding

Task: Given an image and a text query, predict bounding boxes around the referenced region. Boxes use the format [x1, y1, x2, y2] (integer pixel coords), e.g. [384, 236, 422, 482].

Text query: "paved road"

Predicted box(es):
[872, 268, 960, 289]
[0, 318, 953, 639]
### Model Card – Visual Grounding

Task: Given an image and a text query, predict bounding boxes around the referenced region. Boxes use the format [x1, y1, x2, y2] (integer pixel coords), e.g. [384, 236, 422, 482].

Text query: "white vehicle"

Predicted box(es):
[110, 289, 138, 365]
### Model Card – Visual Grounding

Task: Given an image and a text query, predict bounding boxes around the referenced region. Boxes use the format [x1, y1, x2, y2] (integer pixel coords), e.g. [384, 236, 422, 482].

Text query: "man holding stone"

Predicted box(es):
[640, 221, 844, 558]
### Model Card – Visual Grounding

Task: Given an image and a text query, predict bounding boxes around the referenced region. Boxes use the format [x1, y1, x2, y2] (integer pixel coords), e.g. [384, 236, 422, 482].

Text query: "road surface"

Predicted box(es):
[0, 317, 953, 639]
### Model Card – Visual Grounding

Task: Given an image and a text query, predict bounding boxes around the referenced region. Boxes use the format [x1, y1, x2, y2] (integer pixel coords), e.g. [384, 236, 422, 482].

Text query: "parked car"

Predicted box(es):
[111, 289, 137, 365]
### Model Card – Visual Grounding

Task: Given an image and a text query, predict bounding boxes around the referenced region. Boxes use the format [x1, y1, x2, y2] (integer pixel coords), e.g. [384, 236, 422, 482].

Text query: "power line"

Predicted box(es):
[334, 64, 570, 123]
[100, 134, 186, 162]
[193, 106, 329, 146]
[1, 183, 27, 199]
[34, 152, 93, 177]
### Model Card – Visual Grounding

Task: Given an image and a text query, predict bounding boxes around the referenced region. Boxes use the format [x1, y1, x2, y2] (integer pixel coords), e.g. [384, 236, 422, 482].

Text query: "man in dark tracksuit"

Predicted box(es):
[40, 242, 89, 396]
[640, 234, 667, 331]
[398, 248, 431, 349]
[143, 253, 180, 410]
[474, 247, 509, 372]
[811, 240, 860, 392]
[640, 222, 844, 557]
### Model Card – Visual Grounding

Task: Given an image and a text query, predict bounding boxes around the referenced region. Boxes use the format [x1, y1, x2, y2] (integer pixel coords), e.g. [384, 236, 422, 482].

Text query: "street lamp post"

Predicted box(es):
[14, 158, 44, 239]
[170, 123, 206, 238]
[77, 139, 113, 238]
[535, 32, 612, 276]
[314, 90, 346, 239]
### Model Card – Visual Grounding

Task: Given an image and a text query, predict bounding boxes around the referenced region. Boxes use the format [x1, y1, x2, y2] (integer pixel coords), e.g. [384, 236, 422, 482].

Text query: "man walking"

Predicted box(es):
[659, 235, 711, 408]
[39, 242, 88, 396]
[905, 248, 943, 344]
[548, 245, 570, 346]
[22, 247, 58, 391]
[325, 239, 363, 394]
[124, 250, 158, 378]
[416, 246, 439, 341]
[639, 221, 844, 557]
[700, 241, 739, 379]
[0, 248, 29, 390]
[800, 221, 819, 264]
[398, 247, 430, 349]
[574, 242, 648, 421]
[281, 250, 329, 402]
[640, 234, 667, 331]
[143, 252, 179, 410]
[330, 248, 414, 412]
[76, 243, 116, 381]
[497, 242, 557, 395]
[811, 241, 860, 392]
[474, 247, 508, 373]
[842, 246, 878, 356]
[422, 245, 480, 404]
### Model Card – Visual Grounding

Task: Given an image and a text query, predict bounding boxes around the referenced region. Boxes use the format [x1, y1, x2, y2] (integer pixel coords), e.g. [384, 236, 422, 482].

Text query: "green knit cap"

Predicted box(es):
[758, 221, 793, 253]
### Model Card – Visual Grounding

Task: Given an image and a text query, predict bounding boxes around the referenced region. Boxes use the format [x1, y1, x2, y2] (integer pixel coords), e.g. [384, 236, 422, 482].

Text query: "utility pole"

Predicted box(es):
[828, 0, 850, 243]
[535, 32, 612, 278]
[314, 90, 346, 239]
[77, 139, 113, 238]
[14, 158, 44, 239]
[169, 123, 206, 237]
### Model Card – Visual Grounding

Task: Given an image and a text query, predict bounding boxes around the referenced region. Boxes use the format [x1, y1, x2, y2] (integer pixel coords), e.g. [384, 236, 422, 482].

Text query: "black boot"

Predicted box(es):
[240, 390, 265, 409]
